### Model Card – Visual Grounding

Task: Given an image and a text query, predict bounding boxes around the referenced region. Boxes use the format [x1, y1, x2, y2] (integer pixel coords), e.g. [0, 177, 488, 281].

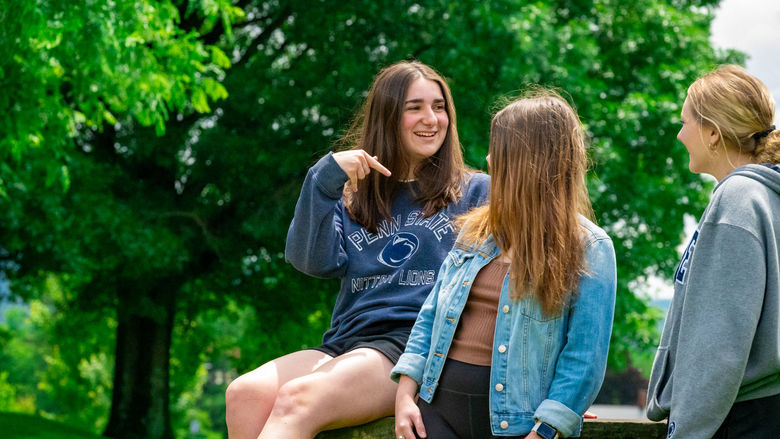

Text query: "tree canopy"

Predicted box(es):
[0, 0, 743, 437]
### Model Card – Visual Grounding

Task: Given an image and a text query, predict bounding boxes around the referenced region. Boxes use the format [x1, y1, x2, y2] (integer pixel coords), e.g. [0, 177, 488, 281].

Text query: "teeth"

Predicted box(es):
[415, 132, 436, 137]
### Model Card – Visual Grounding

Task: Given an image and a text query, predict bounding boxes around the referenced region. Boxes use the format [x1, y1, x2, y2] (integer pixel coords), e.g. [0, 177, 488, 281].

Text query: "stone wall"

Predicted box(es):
[315, 417, 668, 439]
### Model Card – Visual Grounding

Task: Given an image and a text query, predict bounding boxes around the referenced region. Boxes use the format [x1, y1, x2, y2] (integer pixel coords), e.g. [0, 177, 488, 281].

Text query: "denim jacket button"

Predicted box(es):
[495, 383, 504, 392]
[500, 420, 509, 429]
[498, 344, 507, 353]
[502, 305, 510, 313]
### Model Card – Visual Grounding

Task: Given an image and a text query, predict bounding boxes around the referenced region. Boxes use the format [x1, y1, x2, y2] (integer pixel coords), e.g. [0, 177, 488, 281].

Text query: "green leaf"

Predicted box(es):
[191, 88, 210, 113]
[60, 165, 70, 193]
[210, 47, 231, 69]
[102, 110, 117, 125]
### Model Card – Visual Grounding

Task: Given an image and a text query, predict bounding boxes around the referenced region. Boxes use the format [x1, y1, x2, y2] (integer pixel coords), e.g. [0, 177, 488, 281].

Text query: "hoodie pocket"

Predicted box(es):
[646, 347, 671, 421]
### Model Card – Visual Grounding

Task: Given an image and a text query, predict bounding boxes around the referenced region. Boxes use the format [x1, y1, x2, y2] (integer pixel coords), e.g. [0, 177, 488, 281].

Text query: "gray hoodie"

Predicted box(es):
[646, 164, 780, 439]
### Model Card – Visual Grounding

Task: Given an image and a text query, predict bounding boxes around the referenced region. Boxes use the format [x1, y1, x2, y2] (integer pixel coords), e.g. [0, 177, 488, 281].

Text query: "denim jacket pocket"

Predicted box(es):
[512, 295, 566, 407]
[518, 294, 564, 322]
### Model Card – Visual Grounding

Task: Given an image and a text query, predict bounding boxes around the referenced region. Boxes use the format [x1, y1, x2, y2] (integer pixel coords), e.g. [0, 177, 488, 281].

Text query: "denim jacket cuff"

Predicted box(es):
[390, 353, 427, 383]
[534, 399, 582, 437]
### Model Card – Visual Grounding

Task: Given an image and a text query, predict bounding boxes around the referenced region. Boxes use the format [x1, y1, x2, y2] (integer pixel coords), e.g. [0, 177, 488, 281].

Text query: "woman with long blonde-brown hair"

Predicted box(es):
[392, 90, 617, 438]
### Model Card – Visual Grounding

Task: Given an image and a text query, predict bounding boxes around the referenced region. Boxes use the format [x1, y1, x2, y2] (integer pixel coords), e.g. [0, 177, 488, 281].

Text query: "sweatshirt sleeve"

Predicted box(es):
[665, 223, 765, 439]
[285, 153, 350, 278]
[534, 236, 617, 438]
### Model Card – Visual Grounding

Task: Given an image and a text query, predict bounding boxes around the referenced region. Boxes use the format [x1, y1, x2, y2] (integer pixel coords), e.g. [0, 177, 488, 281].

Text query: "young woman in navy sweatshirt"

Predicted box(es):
[225, 61, 489, 439]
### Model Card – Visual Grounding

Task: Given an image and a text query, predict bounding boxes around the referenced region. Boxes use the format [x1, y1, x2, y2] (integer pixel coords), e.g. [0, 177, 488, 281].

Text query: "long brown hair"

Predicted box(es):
[339, 61, 467, 232]
[458, 90, 593, 315]
[687, 64, 779, 164]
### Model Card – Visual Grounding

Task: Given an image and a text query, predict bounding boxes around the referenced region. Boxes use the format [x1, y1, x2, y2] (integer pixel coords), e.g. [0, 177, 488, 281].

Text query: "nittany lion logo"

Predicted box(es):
[377, 232, 419, 267]
[675, 229, 698, 285]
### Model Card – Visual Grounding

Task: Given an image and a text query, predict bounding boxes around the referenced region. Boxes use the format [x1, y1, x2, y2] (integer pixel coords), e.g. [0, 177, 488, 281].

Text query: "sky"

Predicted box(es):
[647, 0, 779, 301]
[710, 0, 780, 125]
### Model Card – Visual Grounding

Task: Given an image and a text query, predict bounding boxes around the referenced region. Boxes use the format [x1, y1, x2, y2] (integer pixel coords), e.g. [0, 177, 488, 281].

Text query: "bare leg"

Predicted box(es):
[257, 348, 398, 439]
[225, 349, 334, 439]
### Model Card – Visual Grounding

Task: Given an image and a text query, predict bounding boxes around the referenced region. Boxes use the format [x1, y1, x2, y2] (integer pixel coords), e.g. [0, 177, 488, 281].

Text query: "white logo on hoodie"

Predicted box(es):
[675, 229, 699, 285]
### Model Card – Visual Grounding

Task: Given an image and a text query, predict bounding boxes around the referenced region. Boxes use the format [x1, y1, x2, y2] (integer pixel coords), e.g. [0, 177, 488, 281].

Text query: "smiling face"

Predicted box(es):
[400, 77, 449, 178]
[678, 96, 719, 177]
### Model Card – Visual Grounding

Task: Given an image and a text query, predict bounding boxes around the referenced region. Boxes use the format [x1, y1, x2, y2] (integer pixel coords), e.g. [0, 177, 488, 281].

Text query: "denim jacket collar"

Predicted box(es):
[450, 233, 502, 266]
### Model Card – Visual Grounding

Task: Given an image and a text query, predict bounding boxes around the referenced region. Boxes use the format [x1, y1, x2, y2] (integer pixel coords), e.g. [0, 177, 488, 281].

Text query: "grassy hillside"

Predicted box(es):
[0, 412, 101, 439]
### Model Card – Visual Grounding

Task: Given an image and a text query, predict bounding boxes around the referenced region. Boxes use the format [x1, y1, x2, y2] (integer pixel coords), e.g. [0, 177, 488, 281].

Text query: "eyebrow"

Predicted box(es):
[404, 98, 446, 104]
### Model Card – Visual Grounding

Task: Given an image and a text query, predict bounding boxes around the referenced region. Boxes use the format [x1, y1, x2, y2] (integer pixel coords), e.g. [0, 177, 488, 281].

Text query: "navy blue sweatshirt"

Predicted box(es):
[286, 153, 490, 344]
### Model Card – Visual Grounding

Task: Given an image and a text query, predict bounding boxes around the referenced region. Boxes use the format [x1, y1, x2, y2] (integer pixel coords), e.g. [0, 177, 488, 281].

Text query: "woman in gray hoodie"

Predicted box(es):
[646, 65, 780, 438]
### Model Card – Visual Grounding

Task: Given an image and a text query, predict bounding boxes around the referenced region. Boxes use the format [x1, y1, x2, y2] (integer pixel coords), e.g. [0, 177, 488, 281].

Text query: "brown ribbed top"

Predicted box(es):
[447, 258, 509, 366]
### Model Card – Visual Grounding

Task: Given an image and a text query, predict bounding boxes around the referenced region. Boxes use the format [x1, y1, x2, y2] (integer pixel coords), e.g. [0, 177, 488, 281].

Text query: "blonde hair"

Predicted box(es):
[457, 90, 593, 316]
[687, 65, 779, 163]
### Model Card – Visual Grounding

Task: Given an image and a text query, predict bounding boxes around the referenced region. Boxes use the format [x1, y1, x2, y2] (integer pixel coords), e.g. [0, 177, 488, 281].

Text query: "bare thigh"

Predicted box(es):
[229, 349, 335, 402]
[286, 347, 399, 432]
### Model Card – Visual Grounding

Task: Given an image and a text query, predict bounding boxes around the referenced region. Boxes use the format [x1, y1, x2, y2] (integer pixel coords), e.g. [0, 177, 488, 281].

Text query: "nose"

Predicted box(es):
[421, 105, 437, 125]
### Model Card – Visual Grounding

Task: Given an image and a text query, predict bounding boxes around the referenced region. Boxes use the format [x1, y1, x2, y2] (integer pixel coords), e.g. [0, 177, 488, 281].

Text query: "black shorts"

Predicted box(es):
[311, 326, 412, 364]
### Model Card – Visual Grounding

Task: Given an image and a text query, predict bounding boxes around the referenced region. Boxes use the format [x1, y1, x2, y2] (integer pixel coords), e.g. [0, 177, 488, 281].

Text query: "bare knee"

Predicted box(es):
[225, 373, 276, 412]
[269, 378, 318, 420]
[225, 375, 249, 408]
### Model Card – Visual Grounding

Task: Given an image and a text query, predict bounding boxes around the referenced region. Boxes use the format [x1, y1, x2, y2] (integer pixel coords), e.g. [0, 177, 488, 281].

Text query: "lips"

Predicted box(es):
[414, 131, 436, 137]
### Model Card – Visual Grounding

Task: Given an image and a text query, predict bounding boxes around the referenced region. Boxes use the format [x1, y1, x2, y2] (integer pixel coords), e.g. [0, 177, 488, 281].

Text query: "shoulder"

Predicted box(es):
[705, 165, 779, 229]
[578, 215, 612, 248]
[577, 217, 616, 284]
[463, 170, 490, 189]
[460, 171, 490, 200]
[714, 173, 770, 202]
[450, 232, 494, 264]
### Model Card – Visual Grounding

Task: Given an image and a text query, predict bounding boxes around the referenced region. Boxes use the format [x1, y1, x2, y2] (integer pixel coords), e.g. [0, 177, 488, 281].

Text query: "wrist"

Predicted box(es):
[532, 421, 560, 439]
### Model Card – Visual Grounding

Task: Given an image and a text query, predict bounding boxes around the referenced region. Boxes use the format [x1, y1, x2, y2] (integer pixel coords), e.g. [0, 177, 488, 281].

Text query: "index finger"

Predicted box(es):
[412, 412, 427, 438]
[366, 154, 391, 176]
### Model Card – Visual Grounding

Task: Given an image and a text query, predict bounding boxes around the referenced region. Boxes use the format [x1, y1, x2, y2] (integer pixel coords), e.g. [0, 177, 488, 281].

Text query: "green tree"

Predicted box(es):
[1, 1, 745, 437]
[0, 0, 239, 190]
[0, 281, 114, 431]
[1, 1, 241, 437]
[209, 0, 742, 373]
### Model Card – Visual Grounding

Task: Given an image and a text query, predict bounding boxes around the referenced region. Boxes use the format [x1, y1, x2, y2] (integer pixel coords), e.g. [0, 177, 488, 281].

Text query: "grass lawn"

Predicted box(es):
[0, 412, 101, 439]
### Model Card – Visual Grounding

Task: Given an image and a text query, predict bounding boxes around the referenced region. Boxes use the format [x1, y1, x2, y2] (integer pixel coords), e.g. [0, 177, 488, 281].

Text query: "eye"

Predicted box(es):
[433, 103, 446, 111]
[405, 105, 420, 111]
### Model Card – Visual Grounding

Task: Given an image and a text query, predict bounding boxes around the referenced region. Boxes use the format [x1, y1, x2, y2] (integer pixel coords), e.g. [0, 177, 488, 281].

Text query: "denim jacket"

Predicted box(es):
[390, 217, 616, 437]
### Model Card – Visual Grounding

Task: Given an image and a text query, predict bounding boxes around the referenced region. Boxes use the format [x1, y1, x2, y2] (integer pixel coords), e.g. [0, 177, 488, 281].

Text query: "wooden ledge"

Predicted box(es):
[315, 416, 668, 439]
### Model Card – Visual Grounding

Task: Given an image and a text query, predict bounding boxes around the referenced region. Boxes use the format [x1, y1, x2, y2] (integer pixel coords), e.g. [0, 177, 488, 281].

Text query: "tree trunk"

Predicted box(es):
[103, 287, 175, 439]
